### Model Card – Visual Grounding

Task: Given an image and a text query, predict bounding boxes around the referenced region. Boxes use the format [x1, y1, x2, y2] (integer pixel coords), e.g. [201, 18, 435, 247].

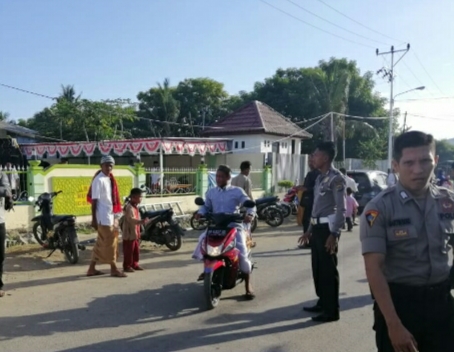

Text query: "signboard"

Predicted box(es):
[52, 176, 133, 216]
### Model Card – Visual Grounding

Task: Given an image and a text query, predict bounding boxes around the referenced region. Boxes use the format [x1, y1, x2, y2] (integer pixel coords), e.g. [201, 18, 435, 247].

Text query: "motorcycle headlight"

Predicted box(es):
[207, 245, 222, 257]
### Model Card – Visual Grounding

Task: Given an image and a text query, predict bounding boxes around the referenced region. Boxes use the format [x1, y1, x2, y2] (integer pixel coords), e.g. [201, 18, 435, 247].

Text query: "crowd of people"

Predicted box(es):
[1, 131, 454, 352]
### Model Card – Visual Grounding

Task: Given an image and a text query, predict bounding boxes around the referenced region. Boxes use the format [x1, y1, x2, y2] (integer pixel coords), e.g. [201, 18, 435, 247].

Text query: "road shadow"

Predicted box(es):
[0, 282, 204, 342]
[253, 248, 310, 258]
[49, 293, 373, 352]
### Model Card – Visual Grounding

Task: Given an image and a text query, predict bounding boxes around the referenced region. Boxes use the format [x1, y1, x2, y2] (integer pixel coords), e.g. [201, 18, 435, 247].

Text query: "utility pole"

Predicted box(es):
[376, 43, 410, 172]
[402, 111, 407, 133]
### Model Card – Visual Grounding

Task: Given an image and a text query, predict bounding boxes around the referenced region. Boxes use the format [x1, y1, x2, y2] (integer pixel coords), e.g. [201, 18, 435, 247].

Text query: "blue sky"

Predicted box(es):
[1, 0, 453, 138]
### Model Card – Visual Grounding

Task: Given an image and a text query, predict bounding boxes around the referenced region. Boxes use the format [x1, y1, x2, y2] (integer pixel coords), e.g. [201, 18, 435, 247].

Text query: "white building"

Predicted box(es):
[202, 100, 312, 173]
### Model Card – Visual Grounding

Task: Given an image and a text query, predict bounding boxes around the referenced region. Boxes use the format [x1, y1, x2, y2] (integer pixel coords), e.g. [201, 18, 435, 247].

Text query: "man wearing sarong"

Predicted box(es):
[86, 155, 126, 278]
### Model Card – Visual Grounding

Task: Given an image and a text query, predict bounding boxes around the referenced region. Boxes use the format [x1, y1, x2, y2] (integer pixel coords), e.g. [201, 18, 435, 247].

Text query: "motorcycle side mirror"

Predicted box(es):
[194, 197, 205, 206]
[243, 200, 256, 208]
[140, 184, 146, 189]
[28, 196, 35, 202]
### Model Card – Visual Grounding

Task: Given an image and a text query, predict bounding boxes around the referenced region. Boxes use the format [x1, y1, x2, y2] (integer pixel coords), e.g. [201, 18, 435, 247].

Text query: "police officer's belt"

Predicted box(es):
[311, 217, 330, 225]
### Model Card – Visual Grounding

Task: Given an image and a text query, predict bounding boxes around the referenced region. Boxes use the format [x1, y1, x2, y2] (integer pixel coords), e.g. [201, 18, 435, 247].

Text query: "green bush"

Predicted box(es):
[278, 180, 294, 188]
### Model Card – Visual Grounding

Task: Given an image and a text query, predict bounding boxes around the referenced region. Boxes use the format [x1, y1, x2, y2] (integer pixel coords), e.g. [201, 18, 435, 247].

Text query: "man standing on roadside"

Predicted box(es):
[0, 170, 12, 298]
[231, 161, 253, 200]
[86, 156, 126, 278]
[299, 141, 346, 323]
[339, 167, 358, 225]
[298, 154, 320, 248]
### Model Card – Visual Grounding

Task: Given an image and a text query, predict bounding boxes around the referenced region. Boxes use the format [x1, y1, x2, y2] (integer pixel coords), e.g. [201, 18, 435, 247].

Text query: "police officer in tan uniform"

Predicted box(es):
[299, 141, 346, 322]
[360, 131, 454, 352]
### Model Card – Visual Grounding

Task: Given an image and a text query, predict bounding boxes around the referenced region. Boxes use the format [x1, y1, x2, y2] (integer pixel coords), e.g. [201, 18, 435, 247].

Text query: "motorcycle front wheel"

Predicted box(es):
[265, 207, 284, 227]
[32, 222, 48, 247]
[63, 229, 79, 264]
[250, 217, 258, 233]
[204, 270, 221, 310]
[164, 228, 182, 251]
[279, 203, 291, 218]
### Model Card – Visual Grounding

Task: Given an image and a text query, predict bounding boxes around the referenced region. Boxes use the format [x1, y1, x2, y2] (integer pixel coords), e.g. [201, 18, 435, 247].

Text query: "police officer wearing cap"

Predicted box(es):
[360, 131, 454, 352]
[299, 141, 346, 322]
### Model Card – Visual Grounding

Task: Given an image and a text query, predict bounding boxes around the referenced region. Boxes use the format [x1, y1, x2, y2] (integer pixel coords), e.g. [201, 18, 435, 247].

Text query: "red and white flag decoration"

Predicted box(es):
[196, 142, 207, 155]
[113, 141, 129, 155]
[161, 141, 173, 153]
[143, 140, 160, 153]
[98, 141, 114, 155]
[20, 138, 230, 158]
[128, 141, 144, 154]
[185, 142, 197, 156]
[82, 143, 96, 156]
[57, 144, 71, 157]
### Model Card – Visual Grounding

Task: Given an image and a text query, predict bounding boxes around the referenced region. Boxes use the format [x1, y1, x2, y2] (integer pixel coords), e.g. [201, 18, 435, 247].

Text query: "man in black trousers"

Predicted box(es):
[299, 142, 346, 323]
[0, 170, 12, 298]
[298, 154, 320, 249]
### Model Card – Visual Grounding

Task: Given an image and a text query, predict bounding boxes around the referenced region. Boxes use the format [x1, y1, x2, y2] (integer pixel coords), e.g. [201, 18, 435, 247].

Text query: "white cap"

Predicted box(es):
[101, 155, 115, 165]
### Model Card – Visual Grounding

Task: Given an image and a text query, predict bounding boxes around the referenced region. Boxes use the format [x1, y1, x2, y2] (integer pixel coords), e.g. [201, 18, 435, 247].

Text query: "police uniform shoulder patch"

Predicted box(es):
[365, 210, 379, 227]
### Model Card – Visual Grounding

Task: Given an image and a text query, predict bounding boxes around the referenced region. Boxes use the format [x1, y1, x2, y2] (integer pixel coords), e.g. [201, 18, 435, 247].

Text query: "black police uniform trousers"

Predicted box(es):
[0, 222, 6, 290]
[373, 280, 454, 352]
[311, 223, 339, 316]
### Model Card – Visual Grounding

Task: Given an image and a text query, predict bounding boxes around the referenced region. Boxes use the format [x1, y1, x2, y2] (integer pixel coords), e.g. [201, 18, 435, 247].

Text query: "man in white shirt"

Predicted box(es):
[386, 168, 398, 187]
[86, 156, 126, 278]
[231, 161, 253, 199]
[5, 162, 19, 197]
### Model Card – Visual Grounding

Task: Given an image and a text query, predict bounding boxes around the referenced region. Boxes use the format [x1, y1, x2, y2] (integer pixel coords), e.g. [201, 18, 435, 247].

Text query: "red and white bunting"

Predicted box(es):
[36, 145, 48, 157]
[207, 142, 218, 154]
[47, 145, 58, 157]
[143, 140, 160, 154]
[113, 141, 129, 155]
[128, 141, 144, 154]
[57, 144, 71, 157]
[98, 142, 114, 155]
[82, 143, 96, 156]
[185, 142, 197, 156]
[22, 146, 34, 158]
[70, 144, 83, 156]
[173, 141, 185, 154]
[196, 143, 207, 155]
[217, 142, 227, 152]
[161, 141, 173, 153]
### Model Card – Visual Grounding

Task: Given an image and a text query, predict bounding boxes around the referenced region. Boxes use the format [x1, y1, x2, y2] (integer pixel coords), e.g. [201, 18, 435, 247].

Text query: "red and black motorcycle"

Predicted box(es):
[194, 197, 256, 310]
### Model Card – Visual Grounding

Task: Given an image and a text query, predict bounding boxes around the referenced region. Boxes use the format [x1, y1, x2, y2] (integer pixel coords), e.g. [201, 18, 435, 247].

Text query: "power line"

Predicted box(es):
[284, 0, 389, 46]
[258, 0, 374, 48]
[413, 52, 445, 95]
[0, 83, 57, 100]
[315, 0, 406, 44]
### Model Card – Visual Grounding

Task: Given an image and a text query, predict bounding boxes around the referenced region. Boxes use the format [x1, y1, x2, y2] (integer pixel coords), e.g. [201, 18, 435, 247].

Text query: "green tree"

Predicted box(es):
[0, 111, 9, 122]
[136, 78, 180, 137]
[436, 140, 454, 163]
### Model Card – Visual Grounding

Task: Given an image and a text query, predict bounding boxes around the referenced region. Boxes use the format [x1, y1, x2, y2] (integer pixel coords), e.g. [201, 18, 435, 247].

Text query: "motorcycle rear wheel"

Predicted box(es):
[164, 229, 182, 251]
[204, 271, 221, 310]
[64, 237, 79, 264]
[279, 203, 291, 218]
[250, 217, 258, 233]
[265, 208, 284, 227]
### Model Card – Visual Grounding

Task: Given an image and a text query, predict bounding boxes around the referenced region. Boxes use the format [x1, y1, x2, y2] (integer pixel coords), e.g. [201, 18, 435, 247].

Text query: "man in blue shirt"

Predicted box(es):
[193, 165, 256, 299]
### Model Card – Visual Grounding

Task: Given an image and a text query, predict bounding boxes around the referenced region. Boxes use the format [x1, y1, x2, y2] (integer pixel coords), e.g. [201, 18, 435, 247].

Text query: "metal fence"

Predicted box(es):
[1, 165, 28, 201]
[144, 168, 197, 196]
[208, 168, 264, 190]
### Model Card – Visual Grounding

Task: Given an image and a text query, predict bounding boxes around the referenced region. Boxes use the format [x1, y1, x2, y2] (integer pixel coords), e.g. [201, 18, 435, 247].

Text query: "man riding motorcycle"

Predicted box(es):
[192, 164, 256, 299]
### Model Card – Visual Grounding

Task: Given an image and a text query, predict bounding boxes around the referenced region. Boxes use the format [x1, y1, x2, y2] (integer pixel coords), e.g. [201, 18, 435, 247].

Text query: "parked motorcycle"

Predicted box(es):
[30, 191, 85, 264]
[255, 196, 284, 227]
[280, 187, 299, 217]
[120, 196, 185, 251]
[195, 197, 256, 309]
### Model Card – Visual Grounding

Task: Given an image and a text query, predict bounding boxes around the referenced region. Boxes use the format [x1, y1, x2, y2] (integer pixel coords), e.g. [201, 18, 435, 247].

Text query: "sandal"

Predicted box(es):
[0, 290, 5, 298]
[87, 270, 105, 277]
[124, 268, 135, 273]
[244, 292, 256, 300]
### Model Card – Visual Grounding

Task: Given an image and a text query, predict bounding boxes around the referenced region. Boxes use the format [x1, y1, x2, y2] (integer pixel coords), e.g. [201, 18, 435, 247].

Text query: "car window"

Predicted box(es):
[347, 173, 371, 192]
[374, 173, 387, 187]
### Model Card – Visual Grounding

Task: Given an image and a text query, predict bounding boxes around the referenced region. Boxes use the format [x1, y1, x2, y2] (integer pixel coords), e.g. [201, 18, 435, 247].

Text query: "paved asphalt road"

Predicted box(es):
[0, 220, 376, 352]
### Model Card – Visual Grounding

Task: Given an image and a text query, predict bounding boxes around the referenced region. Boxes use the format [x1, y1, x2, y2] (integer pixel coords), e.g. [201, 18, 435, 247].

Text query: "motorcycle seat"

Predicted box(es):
[255, 196, 278, 205]
[51, 215, 75, 224]
[144, 209, 171, 218]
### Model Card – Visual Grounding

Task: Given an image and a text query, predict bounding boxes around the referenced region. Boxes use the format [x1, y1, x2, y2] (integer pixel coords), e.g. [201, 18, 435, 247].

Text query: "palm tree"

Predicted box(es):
[58, 84, 81, 103]
[312, 58, 377, 142]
